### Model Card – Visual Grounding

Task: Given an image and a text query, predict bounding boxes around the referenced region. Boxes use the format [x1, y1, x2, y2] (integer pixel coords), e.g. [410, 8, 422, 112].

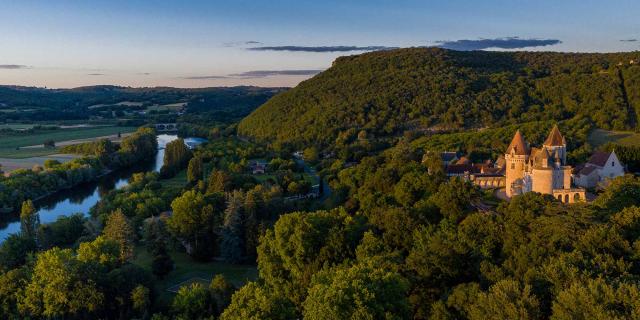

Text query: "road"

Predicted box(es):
[294, 158, 332, 201]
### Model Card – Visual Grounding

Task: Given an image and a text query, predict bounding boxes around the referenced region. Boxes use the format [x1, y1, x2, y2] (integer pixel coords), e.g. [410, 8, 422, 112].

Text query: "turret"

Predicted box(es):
[543, 125, 566, 165]
[505, 130, 530, 197]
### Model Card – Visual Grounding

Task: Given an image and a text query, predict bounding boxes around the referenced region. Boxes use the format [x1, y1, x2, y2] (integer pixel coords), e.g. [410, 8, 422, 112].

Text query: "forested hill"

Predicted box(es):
[0, 85, 284, 121]
[238, 48, 640, 147]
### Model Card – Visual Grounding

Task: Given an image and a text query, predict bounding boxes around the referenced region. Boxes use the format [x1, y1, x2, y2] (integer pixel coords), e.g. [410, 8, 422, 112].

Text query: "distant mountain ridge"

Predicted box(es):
[238, 48, 640, 148]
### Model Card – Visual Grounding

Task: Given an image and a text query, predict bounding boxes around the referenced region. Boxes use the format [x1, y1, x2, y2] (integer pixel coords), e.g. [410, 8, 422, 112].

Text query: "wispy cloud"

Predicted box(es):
[247, 45, 397, 52]
[436, 37, 561, 50]
[183, 69, 323, 80]
[87, 73, 105, 76]
[229, 70, 323, 78]
[0, 64, 29, 69]
[182, 75, 230, 80]
[224, 40, 263, 47]
[620, 39, 638, 42]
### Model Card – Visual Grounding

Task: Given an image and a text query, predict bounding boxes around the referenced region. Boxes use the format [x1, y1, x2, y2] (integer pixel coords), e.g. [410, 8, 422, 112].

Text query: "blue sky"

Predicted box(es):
[0, 0, 638, 88]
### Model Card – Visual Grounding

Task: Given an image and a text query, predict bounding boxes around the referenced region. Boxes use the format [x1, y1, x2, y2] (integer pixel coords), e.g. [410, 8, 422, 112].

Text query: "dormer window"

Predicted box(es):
[612, 161, 615, 167]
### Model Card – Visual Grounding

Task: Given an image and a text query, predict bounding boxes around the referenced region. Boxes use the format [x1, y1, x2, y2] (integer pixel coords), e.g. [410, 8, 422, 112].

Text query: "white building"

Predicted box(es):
[574, 151, 625, 189]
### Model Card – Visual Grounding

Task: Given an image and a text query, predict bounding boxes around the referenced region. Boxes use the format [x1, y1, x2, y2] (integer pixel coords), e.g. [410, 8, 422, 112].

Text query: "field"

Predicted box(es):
[0, 125, 137, 158]
[588, 129, 640, 147]
[133, 245, 257, 303]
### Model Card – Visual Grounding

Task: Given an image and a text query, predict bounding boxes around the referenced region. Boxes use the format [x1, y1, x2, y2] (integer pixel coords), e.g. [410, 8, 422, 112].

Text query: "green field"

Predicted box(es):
[588, 129, 640, 147]
[0, 126, 137, 158]
[133, 245, 257, 304]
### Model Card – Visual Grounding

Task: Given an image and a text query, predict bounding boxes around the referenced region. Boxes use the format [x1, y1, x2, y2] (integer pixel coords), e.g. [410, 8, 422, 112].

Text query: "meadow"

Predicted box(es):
[588, 128, 640, 147]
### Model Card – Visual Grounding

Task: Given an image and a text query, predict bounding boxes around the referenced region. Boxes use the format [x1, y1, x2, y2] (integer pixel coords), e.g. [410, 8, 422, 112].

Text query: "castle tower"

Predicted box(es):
[505, 130, 529, 197]
[542, 125, 566, 165]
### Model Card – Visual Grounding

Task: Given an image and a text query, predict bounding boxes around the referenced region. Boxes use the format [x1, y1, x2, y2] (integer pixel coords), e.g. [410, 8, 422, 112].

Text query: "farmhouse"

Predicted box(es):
[574, 151, 625, 188]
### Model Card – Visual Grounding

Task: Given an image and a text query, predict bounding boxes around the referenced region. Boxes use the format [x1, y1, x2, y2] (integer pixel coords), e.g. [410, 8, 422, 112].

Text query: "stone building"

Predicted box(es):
[505, 125, 585, 203]
[574, 151, 625, 188]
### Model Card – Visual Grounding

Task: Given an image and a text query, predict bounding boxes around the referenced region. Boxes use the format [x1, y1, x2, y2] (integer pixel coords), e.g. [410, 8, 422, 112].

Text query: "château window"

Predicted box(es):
[511, 163, 515, 169]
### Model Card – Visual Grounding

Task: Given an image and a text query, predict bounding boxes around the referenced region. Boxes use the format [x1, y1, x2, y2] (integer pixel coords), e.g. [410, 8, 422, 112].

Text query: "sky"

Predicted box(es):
[0, 0, 639, 88]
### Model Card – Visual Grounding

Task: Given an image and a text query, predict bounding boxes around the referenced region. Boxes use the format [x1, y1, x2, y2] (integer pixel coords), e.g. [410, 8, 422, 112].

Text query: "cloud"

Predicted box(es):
[0, 64, 29, 69]
[224, 40, 263, 47]
[436, 37, 561, 50]
[620, 39, 638, 42]
[229, 69, 323, 78]
[137, 72, 151, 76]
[183, 69, 323, 80]
[247, 45, 397, 52]
[182, 75, 230, 80]
[87, 73, 105, 76]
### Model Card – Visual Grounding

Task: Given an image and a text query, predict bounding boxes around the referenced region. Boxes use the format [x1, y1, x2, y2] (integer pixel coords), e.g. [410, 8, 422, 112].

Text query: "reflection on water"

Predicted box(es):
[0, 135, 206, 243]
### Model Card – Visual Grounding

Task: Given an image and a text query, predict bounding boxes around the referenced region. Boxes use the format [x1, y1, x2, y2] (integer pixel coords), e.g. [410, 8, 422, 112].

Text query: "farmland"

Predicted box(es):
[0, 125, 137, 158]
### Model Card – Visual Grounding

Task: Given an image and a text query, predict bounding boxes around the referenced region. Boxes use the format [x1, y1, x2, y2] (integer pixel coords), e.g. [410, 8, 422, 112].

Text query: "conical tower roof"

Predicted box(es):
[506, 130, 529, 155]
[544, 125, 565, 146]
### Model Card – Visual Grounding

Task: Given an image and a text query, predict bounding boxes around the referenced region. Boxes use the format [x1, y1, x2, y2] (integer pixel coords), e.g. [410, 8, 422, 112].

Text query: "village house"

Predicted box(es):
[574, 151, 625, 188]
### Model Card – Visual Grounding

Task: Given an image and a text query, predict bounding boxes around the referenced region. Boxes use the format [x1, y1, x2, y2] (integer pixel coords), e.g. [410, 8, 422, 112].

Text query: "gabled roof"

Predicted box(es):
[544, 125, 566, 146]
[587, 151, 611, 167]
[579, 166, 598, 176]
[506, 130, 529, 155]
[441, 151, 458, 162]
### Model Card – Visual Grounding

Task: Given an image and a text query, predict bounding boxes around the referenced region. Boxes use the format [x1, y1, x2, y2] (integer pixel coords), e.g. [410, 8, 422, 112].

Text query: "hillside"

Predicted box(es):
[238, 48, 640, 148]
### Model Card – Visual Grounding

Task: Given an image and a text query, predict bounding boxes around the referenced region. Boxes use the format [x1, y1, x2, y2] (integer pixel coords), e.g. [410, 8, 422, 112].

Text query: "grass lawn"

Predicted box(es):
[161, 170, 188, 189]
[0, 126, 137, 149]
[133, 245, 257, 304]
[588, 129, 640, 147]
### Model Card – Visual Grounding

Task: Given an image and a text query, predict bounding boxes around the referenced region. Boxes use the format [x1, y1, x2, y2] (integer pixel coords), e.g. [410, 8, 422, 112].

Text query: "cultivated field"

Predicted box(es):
[0, 125, 137, 158]
[588, 129, 640, 147]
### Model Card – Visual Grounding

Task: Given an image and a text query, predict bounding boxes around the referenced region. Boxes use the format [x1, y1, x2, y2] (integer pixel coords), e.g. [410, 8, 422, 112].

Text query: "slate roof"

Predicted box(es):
[587, 151, 611, 167]
[544, 125, 566, 146]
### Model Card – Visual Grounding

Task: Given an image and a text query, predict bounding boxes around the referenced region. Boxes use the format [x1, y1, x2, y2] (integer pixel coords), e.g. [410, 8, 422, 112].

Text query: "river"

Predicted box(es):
[0, 134, 206, 243]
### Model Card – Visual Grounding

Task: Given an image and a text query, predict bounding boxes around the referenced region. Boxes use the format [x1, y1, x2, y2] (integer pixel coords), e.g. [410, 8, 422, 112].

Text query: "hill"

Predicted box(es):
[238, 48, 640, 148]
[0, 86, 285, 122]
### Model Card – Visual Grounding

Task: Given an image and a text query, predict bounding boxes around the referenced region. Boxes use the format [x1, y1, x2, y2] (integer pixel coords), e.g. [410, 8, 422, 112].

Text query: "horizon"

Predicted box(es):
[1, 0, 639, 88]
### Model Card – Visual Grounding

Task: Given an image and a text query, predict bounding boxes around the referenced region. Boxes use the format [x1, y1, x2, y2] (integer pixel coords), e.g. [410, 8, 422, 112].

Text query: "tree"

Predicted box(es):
[19, 200, 39, 241]
[187, 155, 204, 183]
[19, 248, 104, 318]
[0, 234, 36, 271]
[103, 209, 135, 263]
[551, 278, 640, 320]
[77, 236, 121, 269]
[161, 138, 192, 178]
[167, 190, 217, 260]
[43, 139, 55, 148]
[152, 253, 174, 279]
[303, 146, 319, 163]
[171, 283, 213, 320]
[302, 263, 410, 320]
[220, 282, 296, 320]
[257, 209, 365, 306]
[131, 285, 151, 320]
[207, 170, 230, 194]
[220, 191, 245, 263]
[209, 275, 235, 316]
[0, 268, 28, 317]
[467, 279, 540, 320]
